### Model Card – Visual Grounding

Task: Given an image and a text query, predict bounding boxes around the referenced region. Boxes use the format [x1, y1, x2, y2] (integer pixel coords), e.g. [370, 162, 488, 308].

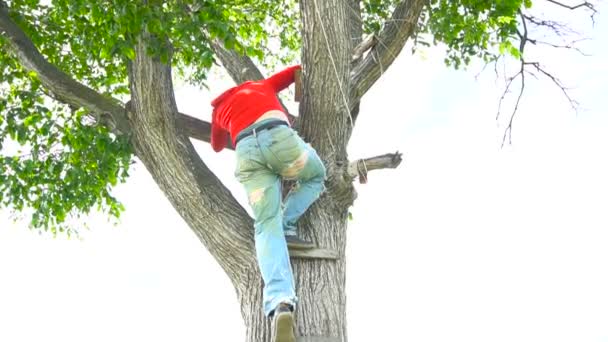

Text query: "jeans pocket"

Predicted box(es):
[267, 128, 303, 165]
[234, 143, 258, 181]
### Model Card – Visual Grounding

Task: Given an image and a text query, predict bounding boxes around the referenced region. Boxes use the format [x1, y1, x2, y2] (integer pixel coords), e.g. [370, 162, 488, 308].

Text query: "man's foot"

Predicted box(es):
[273, 303, 295, 342]
[285, 235, 315, 250]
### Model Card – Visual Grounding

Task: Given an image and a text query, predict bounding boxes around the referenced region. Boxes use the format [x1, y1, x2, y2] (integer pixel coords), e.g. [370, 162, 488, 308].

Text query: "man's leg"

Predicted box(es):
[281, 143, 327, 237]
[257, 126, 327, 246]
[235, 144, 297, 317]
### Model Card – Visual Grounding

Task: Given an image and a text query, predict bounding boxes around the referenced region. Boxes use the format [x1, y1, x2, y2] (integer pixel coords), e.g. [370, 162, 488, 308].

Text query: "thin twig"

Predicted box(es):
[496, 8, 587, 146]
[525, 61, 579, 111]
[545, 0, 597, 23]
[546, 0, 596, 11]
[526, 37, 590, 56]
[501, 65, 525, 147]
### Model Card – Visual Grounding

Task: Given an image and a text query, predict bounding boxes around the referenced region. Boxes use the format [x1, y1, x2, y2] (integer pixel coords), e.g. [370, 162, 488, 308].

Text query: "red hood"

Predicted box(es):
[211, 81, 255, 107]
[211, 86, 237, 107]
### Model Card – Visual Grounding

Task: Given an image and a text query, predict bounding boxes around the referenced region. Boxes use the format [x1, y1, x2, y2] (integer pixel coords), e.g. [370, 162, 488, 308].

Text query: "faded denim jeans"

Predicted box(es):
[234, 119, 327, 316]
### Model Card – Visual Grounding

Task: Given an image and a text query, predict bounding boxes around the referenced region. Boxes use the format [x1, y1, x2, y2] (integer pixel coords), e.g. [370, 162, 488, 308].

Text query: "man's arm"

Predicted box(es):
[265, 65, 301, 93]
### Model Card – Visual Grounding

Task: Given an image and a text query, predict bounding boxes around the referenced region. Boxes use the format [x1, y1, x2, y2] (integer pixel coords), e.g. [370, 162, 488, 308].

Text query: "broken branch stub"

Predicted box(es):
[347, 152, 403, 183]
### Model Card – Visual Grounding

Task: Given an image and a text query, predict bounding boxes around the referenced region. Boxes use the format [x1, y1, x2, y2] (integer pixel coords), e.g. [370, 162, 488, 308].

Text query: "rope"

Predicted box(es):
[311, 0, 369, 180]
[311, 0, 354, 129]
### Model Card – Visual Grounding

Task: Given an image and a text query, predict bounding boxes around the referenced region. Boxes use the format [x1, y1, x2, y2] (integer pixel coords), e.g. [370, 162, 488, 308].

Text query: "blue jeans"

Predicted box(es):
[234, 119, 327, 316]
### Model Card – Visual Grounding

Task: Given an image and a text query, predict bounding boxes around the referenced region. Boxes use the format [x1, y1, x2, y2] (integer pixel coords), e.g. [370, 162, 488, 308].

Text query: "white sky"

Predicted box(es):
[1, 6, 608, 342]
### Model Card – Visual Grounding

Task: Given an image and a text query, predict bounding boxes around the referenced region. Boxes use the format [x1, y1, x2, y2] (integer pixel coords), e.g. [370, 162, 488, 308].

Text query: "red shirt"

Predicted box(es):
[210, 65, 300, 152]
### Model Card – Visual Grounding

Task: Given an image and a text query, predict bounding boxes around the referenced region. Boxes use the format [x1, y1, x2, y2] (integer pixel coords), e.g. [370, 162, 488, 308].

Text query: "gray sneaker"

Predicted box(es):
[285, 235, 315, 250]
[273, 303, 295, 342]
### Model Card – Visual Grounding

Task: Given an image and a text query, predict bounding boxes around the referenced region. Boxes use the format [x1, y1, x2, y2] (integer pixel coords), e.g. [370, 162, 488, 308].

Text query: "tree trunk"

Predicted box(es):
[292, 202, 349, 340]
[237, 202, 349, 342]
[238, 271, 273, 341]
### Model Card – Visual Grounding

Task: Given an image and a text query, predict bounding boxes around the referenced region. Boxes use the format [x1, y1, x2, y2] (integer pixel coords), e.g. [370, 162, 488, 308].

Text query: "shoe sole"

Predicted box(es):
[274, 311, 295, 342]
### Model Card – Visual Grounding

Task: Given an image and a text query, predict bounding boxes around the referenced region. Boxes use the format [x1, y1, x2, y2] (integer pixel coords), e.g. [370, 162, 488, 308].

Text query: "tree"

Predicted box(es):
[0, 0, 596, 340]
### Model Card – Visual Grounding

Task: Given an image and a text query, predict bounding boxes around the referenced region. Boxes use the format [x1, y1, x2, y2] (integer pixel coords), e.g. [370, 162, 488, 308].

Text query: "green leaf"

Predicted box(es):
[497, 16, 514, 24]
[122, 46, 136, 60]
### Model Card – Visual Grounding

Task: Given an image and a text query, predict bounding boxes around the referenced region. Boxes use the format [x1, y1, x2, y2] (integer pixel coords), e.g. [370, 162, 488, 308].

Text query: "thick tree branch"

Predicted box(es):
[351, 34, 377, 62]
[177, 112, 234, 149]
[347, 152, 403, 184]
[350, 0, 426, 106]
[127, 32, 254, 287]
[0, 2, 130, 134]
[209, 38, 265, 84]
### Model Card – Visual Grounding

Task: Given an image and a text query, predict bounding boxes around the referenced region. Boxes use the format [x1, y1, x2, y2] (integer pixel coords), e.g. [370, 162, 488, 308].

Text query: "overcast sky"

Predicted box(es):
[1, 5, 607, 342]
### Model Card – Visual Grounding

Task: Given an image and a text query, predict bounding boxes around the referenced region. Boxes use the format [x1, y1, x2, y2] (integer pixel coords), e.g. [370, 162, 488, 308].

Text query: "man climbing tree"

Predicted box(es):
[211, 64, 326, 342]
[0, 0, 597, 341]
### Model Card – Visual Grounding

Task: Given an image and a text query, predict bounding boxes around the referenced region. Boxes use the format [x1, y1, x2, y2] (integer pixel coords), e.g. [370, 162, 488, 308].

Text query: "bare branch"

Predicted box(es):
[545, 0, 597, 22]
[521, 12, 590, 55]
[0, 2, 131, 135]
[525, 37, 590, 56]
[518, 10, 529, 53]
[522, 14, 577, 37]
[497, 10, 528, 146]
[546, 0, 596, 11]
[525, 61, 579, 111]
[347, 152, 403, 184]
[177, 112, 234, 149]
[498, 63, 526, 147]
[497, 10, 581, 146]
[350, 0, 426, 106]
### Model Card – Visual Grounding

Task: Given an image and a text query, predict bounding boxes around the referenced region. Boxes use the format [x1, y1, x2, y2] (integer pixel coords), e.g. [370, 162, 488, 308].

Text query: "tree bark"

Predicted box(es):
[126, 33, 257, 292]
[294, 0, 353, 339]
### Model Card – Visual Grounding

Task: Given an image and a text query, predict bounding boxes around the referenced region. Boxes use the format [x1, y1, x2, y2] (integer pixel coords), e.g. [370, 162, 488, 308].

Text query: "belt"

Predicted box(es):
[235, 120, 289, 146]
